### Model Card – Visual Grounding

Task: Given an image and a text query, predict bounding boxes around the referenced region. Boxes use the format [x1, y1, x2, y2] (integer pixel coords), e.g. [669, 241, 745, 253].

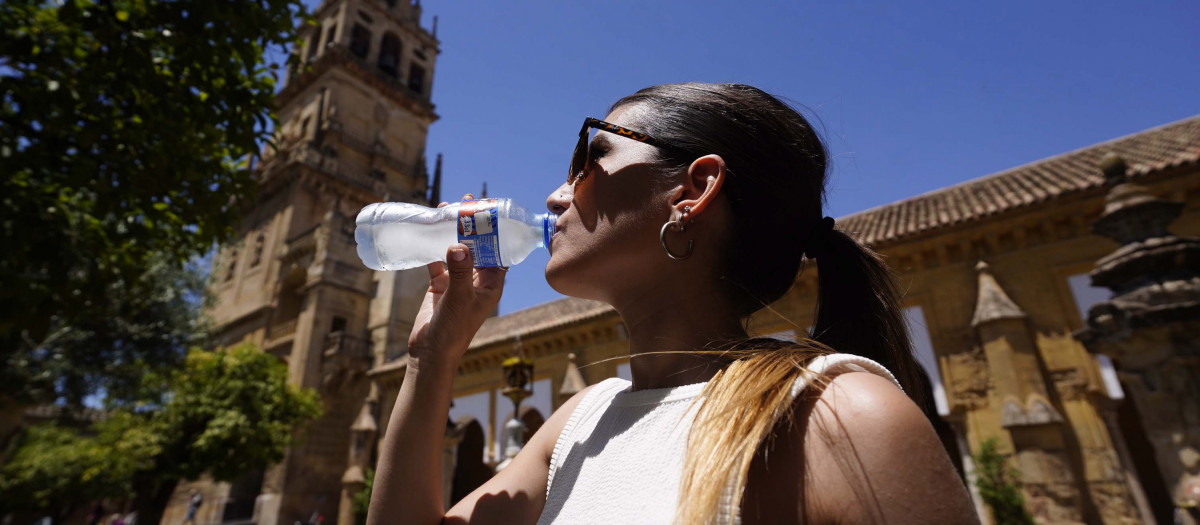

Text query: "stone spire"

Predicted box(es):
[970, 261, 1027, 328]
[429, 152, 442, 204]
[969, 260, 1063, 426]
[350, 400, 378, 436]
[558, 353, 588, 405]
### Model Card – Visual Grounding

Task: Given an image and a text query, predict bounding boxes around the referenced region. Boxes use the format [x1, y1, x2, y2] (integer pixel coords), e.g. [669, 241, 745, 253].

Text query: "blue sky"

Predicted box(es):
[311, 0, 1199, 315]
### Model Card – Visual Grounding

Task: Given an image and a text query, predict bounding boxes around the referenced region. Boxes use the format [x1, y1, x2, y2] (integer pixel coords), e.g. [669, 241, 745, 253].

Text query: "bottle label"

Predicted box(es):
[457, 199, 502, 267]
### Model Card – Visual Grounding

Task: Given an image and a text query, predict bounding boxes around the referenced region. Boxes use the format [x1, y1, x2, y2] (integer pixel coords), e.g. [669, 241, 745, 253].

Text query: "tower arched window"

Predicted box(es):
[407, 63, 426, 94]
[324, 25, 337, 49]
[224, 248, 238, 282]
[377, 32, 401, 78]
[349, 24, 371, 59]
[250, 233, 265, 267]
[305, 35, 319, 62]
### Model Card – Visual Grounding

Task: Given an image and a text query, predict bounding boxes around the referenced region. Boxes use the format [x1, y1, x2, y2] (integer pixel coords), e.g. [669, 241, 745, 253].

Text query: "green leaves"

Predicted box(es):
[973, 438, 1035, 525]
[0, 344, 320, 517]
[0, 414, 162, 514]
[160, 344, 322, 482]
[1, 0, 306, 406]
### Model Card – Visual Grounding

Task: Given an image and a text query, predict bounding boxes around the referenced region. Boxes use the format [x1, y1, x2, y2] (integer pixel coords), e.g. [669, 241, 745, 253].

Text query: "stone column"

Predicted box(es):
[1075, 155, 1200, 522]
[948, 416, 991, 525]
[442, 421, 466, 510]
[1096, 396, 1158, 524]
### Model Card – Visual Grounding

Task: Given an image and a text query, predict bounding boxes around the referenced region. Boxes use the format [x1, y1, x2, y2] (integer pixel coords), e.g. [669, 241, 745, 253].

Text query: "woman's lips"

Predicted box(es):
[550, 223, 564, 247]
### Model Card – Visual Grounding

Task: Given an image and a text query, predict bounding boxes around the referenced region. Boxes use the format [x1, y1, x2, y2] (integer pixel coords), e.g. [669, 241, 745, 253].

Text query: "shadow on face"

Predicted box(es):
[543, 105, 680, 302]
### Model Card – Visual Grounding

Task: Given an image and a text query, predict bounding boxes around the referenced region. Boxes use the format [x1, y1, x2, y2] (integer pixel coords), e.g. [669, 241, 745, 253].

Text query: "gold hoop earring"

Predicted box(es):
[660, 206, 694, 260]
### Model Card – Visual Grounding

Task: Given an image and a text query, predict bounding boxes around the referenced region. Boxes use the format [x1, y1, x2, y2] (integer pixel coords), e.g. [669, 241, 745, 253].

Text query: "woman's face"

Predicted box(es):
[543, 104, 679, 303]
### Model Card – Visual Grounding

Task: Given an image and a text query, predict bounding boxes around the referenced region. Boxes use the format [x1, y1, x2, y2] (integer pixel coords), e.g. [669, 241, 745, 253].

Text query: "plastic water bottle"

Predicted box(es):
[355, 198, 554, 271]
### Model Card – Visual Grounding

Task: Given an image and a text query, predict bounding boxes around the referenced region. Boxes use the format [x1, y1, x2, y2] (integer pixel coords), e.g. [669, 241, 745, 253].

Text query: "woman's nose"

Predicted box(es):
[546, 182, 572, 215]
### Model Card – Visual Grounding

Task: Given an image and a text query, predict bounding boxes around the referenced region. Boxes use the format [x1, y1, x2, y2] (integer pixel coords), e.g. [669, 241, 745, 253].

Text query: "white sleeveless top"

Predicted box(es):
[535, 354, 901, 525]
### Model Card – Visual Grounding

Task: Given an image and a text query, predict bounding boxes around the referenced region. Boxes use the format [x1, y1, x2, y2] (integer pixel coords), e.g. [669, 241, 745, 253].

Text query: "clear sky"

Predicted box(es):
[310, 0, 1199, 315]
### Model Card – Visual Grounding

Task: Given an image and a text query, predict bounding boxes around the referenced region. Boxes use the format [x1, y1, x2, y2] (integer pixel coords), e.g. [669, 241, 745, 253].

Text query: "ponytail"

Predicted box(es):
[810, 228, 926, 411]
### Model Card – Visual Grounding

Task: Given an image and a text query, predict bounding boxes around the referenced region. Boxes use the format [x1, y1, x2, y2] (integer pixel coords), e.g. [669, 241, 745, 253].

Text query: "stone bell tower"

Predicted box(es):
[203, 1, 441, 524]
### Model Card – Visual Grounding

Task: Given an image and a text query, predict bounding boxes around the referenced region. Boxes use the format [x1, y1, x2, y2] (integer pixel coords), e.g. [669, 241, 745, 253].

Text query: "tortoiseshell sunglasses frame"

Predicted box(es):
[568, 117, 694, 184]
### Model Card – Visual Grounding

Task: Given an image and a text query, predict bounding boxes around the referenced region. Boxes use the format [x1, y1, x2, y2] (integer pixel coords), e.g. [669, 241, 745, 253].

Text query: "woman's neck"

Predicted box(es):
[615, 287, 748, 391]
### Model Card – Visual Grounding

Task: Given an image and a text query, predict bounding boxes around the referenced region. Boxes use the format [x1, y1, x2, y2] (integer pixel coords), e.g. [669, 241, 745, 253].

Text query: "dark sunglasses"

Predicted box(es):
[568, 117, 694, 185]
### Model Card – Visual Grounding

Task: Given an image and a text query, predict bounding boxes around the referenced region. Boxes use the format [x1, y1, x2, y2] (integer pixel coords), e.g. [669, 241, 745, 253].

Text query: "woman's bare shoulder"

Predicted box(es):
[744, 372, 979, 525]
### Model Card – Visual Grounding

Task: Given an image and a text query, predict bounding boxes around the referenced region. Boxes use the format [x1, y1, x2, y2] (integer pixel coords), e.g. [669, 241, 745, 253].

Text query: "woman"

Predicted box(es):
[368, 83, 978, 524]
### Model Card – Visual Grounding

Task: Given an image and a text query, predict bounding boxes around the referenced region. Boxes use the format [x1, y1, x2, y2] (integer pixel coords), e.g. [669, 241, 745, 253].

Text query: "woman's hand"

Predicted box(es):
[406, 200, 507, 370]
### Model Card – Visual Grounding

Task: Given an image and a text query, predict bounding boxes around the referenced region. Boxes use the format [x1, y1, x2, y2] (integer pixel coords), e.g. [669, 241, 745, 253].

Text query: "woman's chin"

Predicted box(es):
[544, 256, 575, 295]
[545, 254, 597, 300]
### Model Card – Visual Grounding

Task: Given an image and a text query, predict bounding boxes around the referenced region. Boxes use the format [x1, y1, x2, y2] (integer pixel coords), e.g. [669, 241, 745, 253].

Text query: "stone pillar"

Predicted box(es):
[1075, 154, 1200, 523]
[1096, 397, 1158, 524]
[948, 416, 991, 525]
[442, 420, 466, 510]
[970, 261, 1086, 523]
[337, 396, 378, 525]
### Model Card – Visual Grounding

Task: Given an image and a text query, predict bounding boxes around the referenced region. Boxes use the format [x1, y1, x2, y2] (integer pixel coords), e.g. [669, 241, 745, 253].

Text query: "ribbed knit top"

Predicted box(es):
[535, 354, 902, 524]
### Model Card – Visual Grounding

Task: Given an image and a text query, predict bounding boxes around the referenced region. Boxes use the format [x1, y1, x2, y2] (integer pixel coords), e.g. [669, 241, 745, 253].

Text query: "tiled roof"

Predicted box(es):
[839, 115, 1200, 247]
[469, 297, 615, 349]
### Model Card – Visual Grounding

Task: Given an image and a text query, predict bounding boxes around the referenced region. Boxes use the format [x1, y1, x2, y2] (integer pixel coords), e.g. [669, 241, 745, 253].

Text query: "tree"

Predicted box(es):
[0, 412, 160, 522]
[0, 344, 322, 525]
[25, 256, 209, 408]
[974, 437, 1035, 525]
[0, 0, 308, 406]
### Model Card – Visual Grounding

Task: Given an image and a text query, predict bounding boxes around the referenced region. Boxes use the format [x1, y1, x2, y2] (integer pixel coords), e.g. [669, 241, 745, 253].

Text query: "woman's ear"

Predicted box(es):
[671, 154, 727, 220]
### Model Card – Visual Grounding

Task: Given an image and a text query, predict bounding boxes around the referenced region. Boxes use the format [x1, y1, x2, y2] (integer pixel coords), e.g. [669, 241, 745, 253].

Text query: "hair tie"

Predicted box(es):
[802, 216, 836, 260]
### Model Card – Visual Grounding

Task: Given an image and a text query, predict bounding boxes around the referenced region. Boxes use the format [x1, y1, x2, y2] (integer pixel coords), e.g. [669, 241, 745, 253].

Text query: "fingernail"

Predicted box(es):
[451, 248, 466, 262]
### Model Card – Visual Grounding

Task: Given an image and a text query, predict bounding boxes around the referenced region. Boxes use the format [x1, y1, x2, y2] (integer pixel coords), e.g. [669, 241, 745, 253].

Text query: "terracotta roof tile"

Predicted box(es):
[842, 115, 1200, 246]
[468, 297, 615, 350]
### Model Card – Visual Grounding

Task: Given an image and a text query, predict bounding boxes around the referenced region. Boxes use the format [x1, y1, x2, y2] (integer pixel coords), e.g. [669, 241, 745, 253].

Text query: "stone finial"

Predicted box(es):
[559, 353, 588, 397]
[1099, 152, 1128, 186]
[351, 402, 377, 433]
[341, 465, 365, 485]
[970, 261, 1027, 328]
[1000, 394, 1064, 428]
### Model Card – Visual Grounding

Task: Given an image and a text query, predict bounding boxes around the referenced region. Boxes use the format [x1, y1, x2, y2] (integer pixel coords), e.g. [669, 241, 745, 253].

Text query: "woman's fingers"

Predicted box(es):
[443, 243, 474, 299]
[426, 260, 446, 280]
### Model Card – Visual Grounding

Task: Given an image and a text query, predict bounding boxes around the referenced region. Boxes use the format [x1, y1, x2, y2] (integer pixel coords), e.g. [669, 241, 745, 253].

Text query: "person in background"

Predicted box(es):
[183, 490, 202, 525]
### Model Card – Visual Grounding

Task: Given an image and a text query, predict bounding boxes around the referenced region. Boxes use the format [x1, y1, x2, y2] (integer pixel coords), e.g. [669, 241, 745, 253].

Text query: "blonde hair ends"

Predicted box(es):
[675, 340, 832, 525]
